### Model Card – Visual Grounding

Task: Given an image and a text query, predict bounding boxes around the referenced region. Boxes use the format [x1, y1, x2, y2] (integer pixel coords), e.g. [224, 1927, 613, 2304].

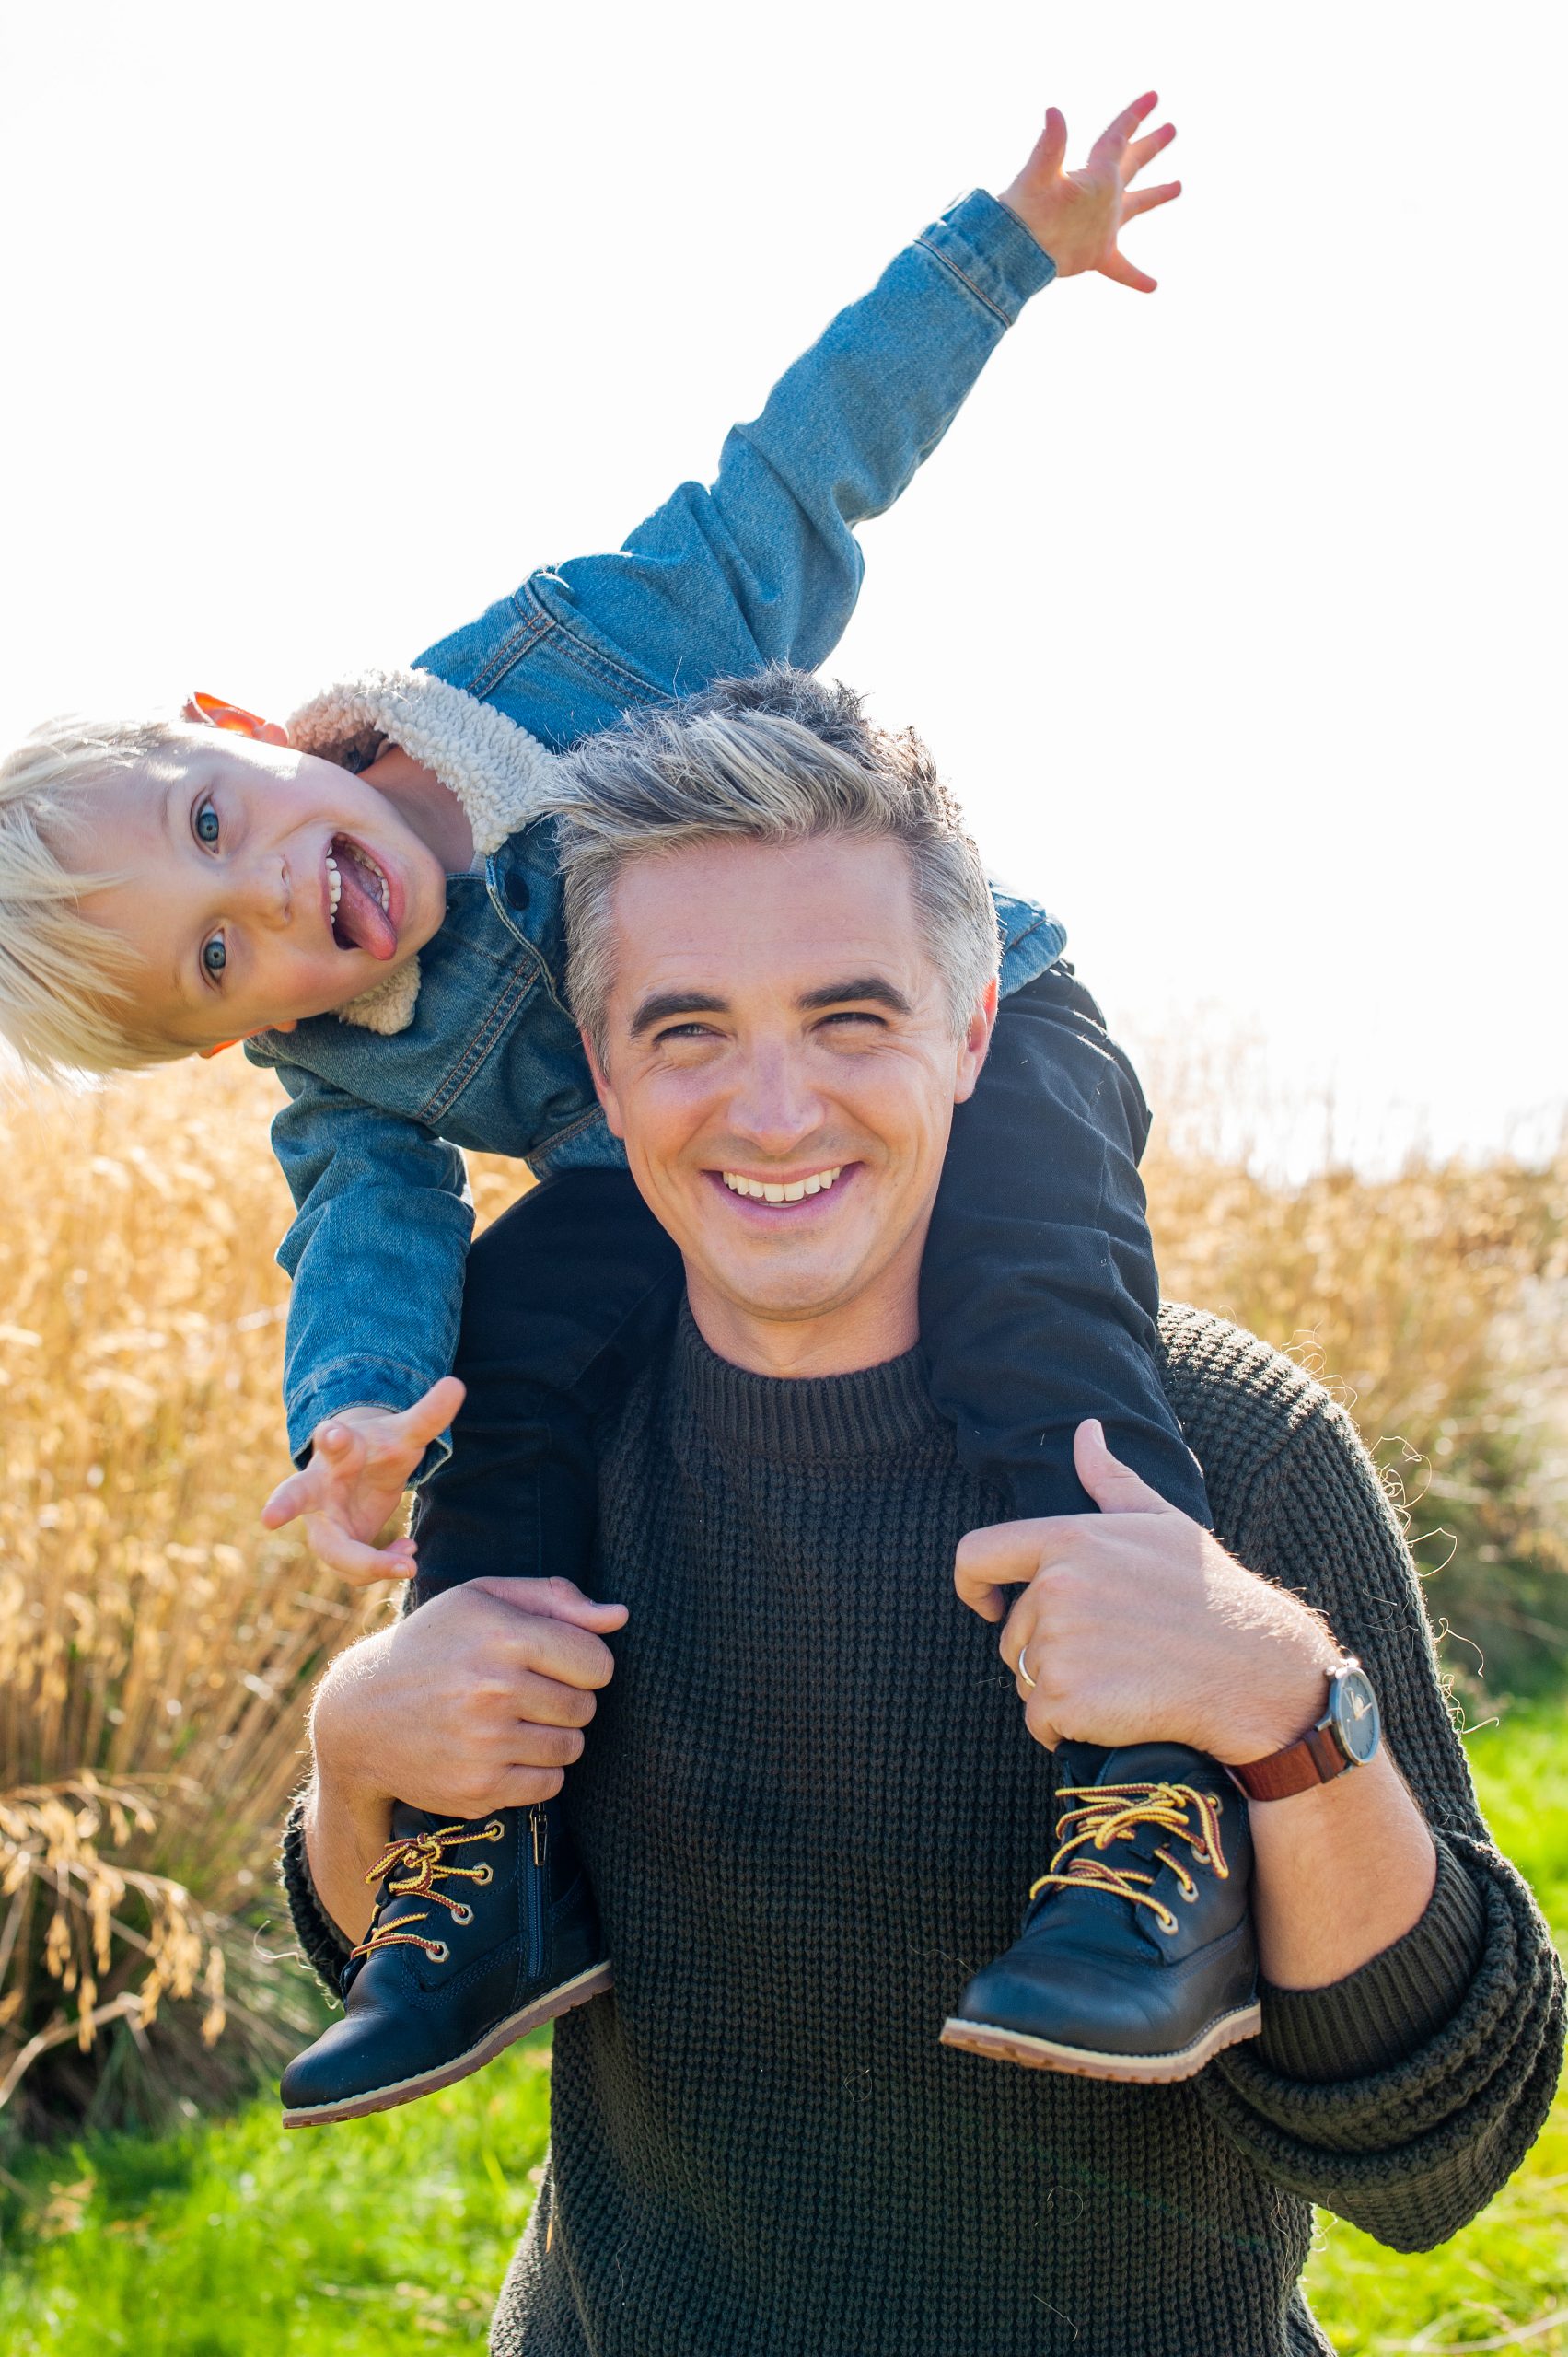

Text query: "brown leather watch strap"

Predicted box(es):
[1226, 1718, 1350, 1803]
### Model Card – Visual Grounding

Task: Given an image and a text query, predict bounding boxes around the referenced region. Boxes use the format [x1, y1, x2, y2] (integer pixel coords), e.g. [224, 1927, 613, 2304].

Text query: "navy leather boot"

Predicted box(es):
[941, 1741, 1261, 2083]
[281, 1794, 610, 2127]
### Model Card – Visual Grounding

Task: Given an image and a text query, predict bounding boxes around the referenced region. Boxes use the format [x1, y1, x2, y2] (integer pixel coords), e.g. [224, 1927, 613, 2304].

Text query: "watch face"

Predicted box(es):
[1333, 1666, 1381, 1764]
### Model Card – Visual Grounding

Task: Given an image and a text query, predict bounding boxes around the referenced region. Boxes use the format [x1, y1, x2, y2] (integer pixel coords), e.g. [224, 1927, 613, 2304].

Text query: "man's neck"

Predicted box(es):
[684, 1268, 922, 1381]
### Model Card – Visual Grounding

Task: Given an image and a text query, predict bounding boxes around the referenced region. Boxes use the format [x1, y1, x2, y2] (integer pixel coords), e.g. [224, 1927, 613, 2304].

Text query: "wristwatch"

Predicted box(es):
[1226, 1658, 1382, 1802]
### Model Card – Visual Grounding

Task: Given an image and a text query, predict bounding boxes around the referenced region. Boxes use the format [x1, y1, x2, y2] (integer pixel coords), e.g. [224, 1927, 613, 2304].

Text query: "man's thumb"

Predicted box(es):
[1073, 1420, 1169, 1515]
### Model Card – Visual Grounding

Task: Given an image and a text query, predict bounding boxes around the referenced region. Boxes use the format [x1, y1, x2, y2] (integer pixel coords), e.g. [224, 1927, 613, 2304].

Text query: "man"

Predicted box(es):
[281, 674, 1562, 2356]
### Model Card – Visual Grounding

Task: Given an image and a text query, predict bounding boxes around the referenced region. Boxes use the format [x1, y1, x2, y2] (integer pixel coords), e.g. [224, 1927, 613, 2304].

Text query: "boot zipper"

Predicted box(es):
[527, 1805, 548, 1980]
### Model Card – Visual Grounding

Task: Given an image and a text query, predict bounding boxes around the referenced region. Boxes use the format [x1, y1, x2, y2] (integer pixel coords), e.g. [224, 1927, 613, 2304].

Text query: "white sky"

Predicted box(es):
[2, 1, 1562, 1169]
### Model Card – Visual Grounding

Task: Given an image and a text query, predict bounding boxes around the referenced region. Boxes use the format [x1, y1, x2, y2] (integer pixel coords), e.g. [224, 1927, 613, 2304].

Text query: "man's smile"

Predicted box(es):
[718, 1163, 846, 1206]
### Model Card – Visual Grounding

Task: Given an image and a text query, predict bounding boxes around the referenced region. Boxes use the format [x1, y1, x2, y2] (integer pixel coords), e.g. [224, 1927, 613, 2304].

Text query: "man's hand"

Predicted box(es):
[305, 1574, 628, 1940]
[954, 1422, 1341, 1761]
[261, 1377, 467, 1585]
[999, 92, 1180, 294]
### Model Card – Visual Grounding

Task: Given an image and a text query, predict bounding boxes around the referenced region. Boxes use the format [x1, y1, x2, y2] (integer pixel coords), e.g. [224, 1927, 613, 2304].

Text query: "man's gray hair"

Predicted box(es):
[554, 669, 1000, 1064]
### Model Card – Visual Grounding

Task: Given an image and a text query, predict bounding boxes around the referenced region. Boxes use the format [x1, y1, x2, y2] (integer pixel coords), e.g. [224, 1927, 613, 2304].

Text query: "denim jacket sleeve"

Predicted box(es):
[413, 191, 1056, 737]
[267, 192, 1056, 1465]
[262, 1057, 476, 1463]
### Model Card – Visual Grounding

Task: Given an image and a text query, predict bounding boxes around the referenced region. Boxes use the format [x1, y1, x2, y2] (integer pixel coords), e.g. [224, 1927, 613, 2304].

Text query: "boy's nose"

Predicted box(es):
[241, 855, 292, 929]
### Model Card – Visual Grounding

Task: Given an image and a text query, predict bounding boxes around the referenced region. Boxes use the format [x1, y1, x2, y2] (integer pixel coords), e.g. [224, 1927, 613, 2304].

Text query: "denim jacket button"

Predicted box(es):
[505, 870, 530, 913]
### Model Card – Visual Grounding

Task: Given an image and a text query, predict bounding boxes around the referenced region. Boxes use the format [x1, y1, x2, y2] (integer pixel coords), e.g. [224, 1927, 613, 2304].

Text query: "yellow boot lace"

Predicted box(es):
[1028, 1781, 1228, 1937]
[350, 1817, 509, 1967]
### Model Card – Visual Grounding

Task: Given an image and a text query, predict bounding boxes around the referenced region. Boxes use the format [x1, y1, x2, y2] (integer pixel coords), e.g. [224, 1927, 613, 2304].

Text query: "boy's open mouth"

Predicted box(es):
[325, 837, 397, 960]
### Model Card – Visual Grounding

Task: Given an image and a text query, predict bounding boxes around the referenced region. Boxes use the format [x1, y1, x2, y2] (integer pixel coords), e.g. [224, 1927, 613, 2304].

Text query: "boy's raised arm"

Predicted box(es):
[419, 97, 1178, 733]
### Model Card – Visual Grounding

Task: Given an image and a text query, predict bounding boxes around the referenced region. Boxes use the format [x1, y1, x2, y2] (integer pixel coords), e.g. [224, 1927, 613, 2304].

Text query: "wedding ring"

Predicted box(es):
[1017, 1644, 1037, 1692]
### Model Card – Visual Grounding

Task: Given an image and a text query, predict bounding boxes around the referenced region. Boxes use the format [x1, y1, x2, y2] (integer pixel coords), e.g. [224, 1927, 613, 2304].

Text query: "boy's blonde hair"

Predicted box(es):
[0, 714, 196, 1080]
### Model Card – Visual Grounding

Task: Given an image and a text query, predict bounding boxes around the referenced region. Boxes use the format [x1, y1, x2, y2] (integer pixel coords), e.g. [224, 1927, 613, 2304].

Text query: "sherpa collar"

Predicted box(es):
[286, 667, 561, 1035]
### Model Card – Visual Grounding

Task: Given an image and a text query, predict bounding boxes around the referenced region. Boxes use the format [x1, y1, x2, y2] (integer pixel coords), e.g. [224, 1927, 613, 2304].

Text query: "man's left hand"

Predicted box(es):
[954, 1422, 1342, 1762]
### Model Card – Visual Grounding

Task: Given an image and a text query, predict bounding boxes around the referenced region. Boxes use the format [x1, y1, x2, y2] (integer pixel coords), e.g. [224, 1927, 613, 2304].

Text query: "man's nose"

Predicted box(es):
[725, 1046, 825, 1151]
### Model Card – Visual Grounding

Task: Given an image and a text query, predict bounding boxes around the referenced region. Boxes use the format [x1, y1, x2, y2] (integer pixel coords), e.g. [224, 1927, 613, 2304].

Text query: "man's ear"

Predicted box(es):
[582, 1030, 626, 1139]
[952, 976, 1000, 1106]
[184, 691, 289, 748]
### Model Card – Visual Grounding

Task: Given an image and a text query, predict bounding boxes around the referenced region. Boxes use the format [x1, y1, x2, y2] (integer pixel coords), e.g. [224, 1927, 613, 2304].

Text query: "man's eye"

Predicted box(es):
[194, 797, 220, 846]
[202, 935, 227, 980]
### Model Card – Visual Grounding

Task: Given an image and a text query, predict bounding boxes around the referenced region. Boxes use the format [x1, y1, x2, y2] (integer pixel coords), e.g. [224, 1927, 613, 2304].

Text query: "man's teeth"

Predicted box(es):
[325, 853, 342, 916]
[722, 1167, 842, 1203]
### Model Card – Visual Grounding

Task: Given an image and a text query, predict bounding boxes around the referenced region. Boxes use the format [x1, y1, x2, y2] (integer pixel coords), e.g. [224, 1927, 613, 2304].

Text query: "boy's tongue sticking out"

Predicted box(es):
[329, 839, 398, 961]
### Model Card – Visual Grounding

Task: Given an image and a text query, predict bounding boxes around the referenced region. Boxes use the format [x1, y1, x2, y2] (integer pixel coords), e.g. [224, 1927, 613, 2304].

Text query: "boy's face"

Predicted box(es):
[75, 736, 450, 1051]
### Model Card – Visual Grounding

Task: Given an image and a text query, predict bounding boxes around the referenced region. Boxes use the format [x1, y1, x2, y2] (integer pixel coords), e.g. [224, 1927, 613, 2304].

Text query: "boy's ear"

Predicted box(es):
[197, 1019, 298, 1061]
[184, 691, 289, 748]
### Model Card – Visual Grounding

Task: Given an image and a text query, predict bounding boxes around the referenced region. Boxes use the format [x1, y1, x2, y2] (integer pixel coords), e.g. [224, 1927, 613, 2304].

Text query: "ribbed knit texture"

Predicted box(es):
[281, 1305, 1563, 2355]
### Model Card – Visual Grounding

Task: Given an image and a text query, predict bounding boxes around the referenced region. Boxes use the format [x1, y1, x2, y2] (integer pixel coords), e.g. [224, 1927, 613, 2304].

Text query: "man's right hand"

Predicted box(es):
[305, 1575, 628, 1940]
[261, 1378, 468, 1584]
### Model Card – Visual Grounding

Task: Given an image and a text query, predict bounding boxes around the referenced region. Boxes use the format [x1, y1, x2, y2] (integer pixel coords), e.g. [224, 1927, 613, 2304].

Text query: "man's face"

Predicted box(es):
[591, 834, 996, 1372]
[75, 736, 450, 1050]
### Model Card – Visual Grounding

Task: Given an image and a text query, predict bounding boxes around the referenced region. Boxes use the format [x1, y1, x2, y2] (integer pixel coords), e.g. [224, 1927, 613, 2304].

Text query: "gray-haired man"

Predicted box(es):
[282, 673, 1561, 2355]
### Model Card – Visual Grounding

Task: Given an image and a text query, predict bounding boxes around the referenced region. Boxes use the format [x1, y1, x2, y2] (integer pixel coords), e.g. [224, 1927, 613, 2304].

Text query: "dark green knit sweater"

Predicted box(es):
[282, 1306, 1563, 2355]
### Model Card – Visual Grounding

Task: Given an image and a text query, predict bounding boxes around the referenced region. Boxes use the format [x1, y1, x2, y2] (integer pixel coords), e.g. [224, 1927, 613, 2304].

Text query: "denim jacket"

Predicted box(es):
[246, 191, 1064, 1467]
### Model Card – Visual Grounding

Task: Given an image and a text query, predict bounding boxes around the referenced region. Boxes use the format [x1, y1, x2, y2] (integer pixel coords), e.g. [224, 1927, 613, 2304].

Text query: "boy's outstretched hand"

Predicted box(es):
[1000, 92, 1180, 293]
[261, 1379, 466, 1585]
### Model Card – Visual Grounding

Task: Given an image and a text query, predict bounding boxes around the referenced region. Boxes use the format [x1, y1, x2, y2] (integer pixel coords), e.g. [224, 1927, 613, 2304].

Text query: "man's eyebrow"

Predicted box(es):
[629, 990, 730, 1038]
[796, 976, 912, 1016]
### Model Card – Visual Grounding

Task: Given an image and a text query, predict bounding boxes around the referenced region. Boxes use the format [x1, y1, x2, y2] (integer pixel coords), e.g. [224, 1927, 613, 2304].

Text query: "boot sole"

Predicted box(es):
[281, 1961, 613, 2128]
[938, 2000, 1263, 2084]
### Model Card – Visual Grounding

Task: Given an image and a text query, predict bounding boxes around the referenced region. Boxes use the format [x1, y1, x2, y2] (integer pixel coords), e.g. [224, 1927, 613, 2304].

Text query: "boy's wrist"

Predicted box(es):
[919, 190, 1057, 331]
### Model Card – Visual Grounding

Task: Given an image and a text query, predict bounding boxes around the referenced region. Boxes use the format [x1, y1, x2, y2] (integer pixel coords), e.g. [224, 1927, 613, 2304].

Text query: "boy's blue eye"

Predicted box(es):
[202, 935, 227, 977]
[195, 798, 219, 845]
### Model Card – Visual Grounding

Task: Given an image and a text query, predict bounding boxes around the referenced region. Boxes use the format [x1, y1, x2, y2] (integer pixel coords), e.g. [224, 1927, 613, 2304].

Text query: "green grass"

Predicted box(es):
[2, 1713, 1563, 2356]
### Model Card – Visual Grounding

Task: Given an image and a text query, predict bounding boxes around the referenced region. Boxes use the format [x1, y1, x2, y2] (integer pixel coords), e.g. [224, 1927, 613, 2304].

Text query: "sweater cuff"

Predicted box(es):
[279, 1795, 354, 1995]
[1258, 1837, 1487, 2084]
[917, 190, 1056, 329]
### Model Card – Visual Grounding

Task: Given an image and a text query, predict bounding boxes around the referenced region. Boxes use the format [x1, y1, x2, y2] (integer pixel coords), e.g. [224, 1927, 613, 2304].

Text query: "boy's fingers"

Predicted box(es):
[304, 1515, 416, 1586]
[261, 1464, 336, 1528]
[1101, 248, 1158, 295]
[1124, 123, 1176, 182]
[1121, 180, 1181, 222]
[1034, 105, 1069, 181]
[1091, 90, 1158, 166]
[385, 1376, 466, 1454]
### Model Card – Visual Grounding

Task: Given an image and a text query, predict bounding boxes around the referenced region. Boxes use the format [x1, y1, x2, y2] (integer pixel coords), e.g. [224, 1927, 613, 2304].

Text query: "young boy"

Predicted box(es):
[0, 96, 1252, 2122]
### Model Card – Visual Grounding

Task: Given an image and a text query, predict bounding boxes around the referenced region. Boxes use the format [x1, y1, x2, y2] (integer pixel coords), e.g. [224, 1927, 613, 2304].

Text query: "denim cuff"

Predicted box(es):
[918, 189, 1056, 329]
[285, 1360, 455, 1484]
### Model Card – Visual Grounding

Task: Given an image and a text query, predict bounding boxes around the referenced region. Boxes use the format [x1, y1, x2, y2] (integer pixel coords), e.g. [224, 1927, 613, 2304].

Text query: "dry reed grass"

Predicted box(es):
[0, 1048, 1562, 2131]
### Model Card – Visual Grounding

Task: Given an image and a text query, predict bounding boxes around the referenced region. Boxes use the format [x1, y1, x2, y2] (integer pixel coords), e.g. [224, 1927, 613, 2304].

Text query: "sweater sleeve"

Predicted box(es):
[1191, 1394, 1565, 2253]
[279, 1795, 354, 1998]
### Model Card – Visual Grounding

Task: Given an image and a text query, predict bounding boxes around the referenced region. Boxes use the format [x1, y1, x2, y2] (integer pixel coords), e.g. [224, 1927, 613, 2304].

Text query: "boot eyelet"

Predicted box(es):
[428, 1942, 450, 1964]
[472, 1863, 494, 1886]
[484, 1820, 505, 1841]
[450, 1903, 474, 1926]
